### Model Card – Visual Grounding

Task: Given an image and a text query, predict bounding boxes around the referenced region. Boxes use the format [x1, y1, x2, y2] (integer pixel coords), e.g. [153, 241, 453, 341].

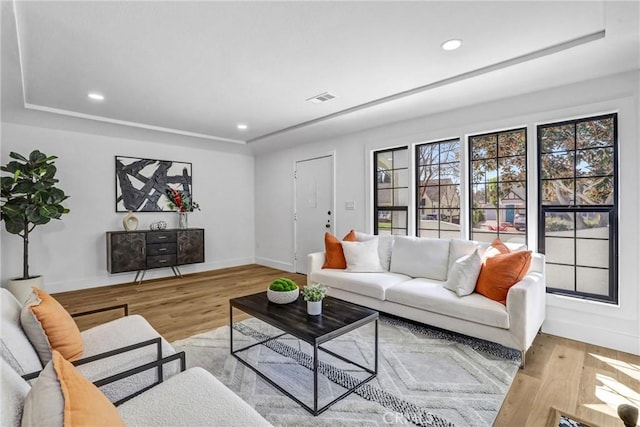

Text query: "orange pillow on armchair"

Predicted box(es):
[322, 230, 357, 269]
[475, 250, 532, 304]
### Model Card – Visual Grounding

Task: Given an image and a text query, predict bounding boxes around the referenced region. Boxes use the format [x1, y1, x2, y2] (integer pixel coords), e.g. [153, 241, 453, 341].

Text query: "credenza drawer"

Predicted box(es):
[147, 254, 177, 269]
[147, 231, 176, 244]
[147, 243, 177, 256]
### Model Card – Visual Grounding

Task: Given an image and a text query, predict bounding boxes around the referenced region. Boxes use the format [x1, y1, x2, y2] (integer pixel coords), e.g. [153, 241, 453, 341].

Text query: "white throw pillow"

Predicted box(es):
[448, 239, 480, 274]
[444, 249, 482, 297]
[341, 238, 384, 272]
[390, 236, 450, 280]
[355, 231, 394, 271]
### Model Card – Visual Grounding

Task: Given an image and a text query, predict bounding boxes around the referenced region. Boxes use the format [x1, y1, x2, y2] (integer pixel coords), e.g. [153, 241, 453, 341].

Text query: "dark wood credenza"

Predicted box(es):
[106, 228, 204, 283]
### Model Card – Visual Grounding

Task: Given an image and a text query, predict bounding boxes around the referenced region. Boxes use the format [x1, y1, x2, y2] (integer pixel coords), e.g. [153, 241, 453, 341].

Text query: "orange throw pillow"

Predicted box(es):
[482, 237, 511, 260]
[21, 350, 125, 426]
[322, 230, 357, 269]
[21, 288, 84, 364]
[475, 251, 532, 304]
[53, 351, 125, 426]
[490, 237, 510, 254]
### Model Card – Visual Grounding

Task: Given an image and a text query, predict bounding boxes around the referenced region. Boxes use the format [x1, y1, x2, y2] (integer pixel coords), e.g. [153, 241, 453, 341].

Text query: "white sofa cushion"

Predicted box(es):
[118, 367, 272, 427]
[1, 358, 30, 427]
[0, 289, 42, 376]
[385, 278, 510, 329]
[390, 236, 450, 280]
[78, 314, 179, 403]
[355, 232, 394, 271]
[342, 238, 383, 272]
[311, 269, 410, 300]
[444, 249, 482, 297]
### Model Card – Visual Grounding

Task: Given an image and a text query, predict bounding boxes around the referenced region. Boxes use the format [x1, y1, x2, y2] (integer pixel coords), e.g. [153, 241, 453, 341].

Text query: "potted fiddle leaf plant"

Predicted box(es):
[0, 150, 70, 301]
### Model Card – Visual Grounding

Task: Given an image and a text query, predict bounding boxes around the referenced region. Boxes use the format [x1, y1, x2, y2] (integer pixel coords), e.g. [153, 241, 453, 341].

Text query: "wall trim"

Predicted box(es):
[255, 257, 294, 272]
[542, 318, 639, 356]
[42, 258, 256, 294]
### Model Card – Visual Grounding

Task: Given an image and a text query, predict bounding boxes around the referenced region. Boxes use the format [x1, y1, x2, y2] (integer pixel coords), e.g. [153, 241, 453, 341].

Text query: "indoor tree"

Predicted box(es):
[0, 150, 70, 279]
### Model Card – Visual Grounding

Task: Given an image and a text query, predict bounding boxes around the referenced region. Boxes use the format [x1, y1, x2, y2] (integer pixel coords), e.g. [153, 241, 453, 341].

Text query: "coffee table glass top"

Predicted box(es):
[230, 292, 378, 344]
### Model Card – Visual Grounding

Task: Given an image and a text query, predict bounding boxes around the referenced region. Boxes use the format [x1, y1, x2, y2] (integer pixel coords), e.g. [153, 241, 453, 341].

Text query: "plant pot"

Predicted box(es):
[7, 276, 43, 304]
[267, 288, 299, 304]
[307, 300, 322, 316]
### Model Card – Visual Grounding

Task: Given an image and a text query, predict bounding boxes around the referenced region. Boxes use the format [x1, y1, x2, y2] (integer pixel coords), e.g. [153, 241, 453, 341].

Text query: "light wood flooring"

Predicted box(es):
[53, 265, 638, 427]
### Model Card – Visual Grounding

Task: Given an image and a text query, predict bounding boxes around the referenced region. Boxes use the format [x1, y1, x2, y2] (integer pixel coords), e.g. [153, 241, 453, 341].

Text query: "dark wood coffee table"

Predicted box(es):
[229, 292, 379, 415]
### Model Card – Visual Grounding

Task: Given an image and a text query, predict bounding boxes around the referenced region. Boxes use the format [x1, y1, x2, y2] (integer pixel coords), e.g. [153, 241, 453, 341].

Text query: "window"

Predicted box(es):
[374, 147, 408, 235]
[538, 114, 617, 303]
[415, 139, 461, 238]
[469, 128, 527, 244]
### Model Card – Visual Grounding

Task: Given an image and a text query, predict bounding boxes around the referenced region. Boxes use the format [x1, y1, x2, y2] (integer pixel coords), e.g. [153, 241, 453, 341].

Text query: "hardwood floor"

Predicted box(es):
[53, 265, 637, 426]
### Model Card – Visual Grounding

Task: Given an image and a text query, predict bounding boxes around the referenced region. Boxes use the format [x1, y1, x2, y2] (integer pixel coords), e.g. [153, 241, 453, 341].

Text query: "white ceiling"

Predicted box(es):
[3, 1, 639, 150]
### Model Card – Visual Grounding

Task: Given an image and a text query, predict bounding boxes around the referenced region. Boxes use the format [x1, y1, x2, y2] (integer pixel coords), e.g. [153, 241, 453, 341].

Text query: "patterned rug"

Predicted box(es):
[172, 316, 520, 426]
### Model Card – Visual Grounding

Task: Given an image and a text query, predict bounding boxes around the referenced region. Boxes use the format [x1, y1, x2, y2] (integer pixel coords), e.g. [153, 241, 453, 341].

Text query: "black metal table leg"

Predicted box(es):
[314, 343, 319, 414]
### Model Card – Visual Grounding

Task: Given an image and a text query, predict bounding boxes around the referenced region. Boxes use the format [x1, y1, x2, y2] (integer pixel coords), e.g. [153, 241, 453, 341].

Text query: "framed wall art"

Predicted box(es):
[115, 156, 193, 212]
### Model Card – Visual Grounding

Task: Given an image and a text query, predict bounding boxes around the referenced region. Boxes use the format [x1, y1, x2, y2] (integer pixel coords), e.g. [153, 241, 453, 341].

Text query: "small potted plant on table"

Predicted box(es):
[267, 278, 299, 304]
[301, 283, 327, 315]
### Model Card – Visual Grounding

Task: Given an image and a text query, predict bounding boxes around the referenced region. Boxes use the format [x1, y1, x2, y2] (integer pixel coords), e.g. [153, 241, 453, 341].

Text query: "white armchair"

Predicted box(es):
[0, 288, 179, 403]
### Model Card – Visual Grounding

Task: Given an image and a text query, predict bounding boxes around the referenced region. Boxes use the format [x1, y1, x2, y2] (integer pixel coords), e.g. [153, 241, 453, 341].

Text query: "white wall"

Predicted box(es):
[254, 70, 640, 355]
[1, 122, 256, 292]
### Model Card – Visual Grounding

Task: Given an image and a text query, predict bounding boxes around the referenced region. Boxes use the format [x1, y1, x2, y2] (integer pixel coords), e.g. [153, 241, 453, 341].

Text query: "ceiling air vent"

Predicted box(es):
[306, 92, 336, 104]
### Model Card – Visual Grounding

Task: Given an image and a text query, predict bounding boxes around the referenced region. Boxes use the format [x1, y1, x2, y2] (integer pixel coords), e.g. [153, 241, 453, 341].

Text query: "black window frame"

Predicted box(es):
[415, 138, 461, 238]
[537, 113, 618, 304]
[468, 127, 528, 244]
[373, 147, 409, 236]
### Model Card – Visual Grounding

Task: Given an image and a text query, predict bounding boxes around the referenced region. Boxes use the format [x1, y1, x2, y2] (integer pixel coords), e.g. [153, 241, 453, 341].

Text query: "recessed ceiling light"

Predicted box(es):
[441, 39, 463, 51]
[87, 92, 104, 101]
[237, 124, 248, 131]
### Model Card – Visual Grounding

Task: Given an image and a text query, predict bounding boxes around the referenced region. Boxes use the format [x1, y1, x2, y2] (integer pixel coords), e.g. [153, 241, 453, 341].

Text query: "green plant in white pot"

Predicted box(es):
[300, 283, 327, 315]
[1, 150, 70, 301]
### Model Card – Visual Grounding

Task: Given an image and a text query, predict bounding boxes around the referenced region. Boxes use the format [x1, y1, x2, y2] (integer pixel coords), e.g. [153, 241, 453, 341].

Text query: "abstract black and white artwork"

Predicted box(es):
[115, 156, 193, 212]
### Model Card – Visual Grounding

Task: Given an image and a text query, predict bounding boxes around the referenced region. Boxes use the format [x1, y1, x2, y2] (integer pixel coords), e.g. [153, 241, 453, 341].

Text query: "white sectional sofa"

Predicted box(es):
[308, 234, 546, 365]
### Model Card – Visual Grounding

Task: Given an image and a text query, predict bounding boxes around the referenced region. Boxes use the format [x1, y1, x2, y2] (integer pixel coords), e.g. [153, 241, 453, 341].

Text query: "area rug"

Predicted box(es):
[172, 316, 520, 426]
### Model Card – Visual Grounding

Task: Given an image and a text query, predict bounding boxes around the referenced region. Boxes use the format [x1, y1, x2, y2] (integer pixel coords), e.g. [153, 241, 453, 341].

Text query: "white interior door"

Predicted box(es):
[295, 155, 333, 274]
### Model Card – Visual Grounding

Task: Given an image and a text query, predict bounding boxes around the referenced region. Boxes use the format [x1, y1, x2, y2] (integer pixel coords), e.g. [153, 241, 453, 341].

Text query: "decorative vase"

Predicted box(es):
[307, 300, 322, 315]
[178, 212, 188, 229]
[123, 211, 139, 231]
[7, 276, 44, 304]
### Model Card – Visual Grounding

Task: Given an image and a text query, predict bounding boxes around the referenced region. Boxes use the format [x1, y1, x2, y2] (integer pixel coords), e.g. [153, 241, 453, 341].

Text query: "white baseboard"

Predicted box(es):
[542, 318, 640, 356]
[255, 257, 294, 273]
[45, 257, 257, 294]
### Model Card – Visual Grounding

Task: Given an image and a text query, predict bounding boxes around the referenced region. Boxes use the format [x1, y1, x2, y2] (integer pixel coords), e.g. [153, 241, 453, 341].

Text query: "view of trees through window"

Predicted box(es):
[371, 114, 618, 304]
[374, 147, 408, 235]
[469, 128, 527, 244]
[538, 114, 617, 303]
[416, 139, 461, 238]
